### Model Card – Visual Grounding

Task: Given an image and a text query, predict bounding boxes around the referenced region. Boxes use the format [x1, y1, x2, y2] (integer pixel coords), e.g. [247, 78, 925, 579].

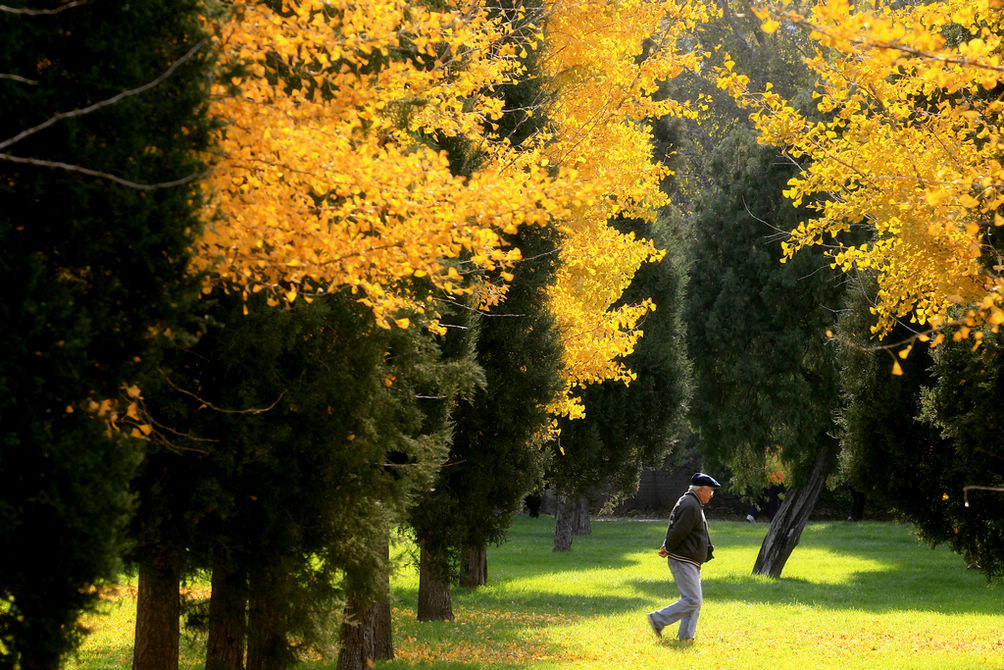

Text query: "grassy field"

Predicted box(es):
[69, 516, 1002, 670]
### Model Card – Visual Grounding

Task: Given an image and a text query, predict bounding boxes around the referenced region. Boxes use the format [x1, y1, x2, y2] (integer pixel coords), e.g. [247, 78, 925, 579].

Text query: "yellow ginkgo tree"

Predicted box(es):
[540, 0, 712, 420]
[719, 0, 1004, 352]
[198, 0, 562, 329]
[198, 0, 713, 425]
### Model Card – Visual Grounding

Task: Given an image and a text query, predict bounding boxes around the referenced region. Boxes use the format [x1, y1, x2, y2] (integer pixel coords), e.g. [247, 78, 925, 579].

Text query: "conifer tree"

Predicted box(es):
[406, 0, 565, 620]
[839, 288, 1004, 581]
[133, 291, 471, 669]
[684, 126, 844, 577]
[0, 2, 211, 666]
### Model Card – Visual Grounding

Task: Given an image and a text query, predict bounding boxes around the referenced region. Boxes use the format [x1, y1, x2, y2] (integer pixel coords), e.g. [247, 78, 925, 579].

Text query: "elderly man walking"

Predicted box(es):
[647, 472, 720, 642]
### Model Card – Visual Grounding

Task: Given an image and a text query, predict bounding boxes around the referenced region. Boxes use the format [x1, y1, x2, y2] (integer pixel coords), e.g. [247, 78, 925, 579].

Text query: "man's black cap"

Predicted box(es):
[691, 472, 721, 488]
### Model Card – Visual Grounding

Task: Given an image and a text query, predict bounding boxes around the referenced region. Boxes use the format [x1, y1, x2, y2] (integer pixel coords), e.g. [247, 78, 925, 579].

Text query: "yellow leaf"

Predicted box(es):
[925, 189, 948, 206]
[891, 360, 904, 376]
[395, 317, 411, 329]
[286, 289, 298, 303]
[125, 384, 142, 399]
[761, 19, 780, 34]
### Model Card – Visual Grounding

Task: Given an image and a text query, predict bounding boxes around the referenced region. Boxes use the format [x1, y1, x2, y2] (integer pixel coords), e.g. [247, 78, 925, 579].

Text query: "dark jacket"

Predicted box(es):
[663, 490, 712, 567]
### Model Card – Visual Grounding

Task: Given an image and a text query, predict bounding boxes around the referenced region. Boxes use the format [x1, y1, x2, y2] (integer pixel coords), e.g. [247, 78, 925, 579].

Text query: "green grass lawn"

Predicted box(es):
[69, 516, 1003, 670]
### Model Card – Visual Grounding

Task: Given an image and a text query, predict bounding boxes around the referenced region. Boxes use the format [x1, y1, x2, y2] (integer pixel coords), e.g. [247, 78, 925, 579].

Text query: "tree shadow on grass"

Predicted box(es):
[630, 523, 1000, 617]
[385, 518, 1000, 669]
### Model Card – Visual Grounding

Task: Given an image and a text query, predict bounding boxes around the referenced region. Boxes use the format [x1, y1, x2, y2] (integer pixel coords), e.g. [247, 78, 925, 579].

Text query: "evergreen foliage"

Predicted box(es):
[133, 291, 471, 664]
[838, 291, 1004, 581]
[684, 126, 842, 493]
[409, 0, 564, 598]
[409, 221, 564, 579]
[0, 2, 211, 665]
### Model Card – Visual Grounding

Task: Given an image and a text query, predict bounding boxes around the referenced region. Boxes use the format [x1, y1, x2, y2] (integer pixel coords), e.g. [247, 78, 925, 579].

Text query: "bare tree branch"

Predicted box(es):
[0, 1, 87, 15]
[0, 38, 207, 152]
[0, 73, 38, 85]
[0, 152, 208, 190]
[160, 370, 285, 415]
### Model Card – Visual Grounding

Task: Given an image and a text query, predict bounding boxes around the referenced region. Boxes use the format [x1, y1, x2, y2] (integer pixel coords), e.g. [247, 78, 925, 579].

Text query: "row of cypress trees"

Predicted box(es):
[0, 1, 691, 668]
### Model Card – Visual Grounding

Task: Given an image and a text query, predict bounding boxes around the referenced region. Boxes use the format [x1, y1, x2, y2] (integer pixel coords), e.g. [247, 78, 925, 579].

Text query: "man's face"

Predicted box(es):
[695, 485, 715, 505]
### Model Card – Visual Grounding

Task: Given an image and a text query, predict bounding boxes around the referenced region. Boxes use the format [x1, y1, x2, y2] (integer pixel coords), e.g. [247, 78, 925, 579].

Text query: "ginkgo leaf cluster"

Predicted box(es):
[196, 0, 713, 425]
[197, 0, 564, 329]
[539, 0, 713, 419]
[719, 0, 1004, 347]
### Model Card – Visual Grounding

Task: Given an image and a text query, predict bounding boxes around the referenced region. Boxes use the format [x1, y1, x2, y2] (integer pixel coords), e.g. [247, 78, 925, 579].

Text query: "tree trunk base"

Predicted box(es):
[133, 553, 180, 670]
[573, 497, 591, 536]
[206, 556, 246, 670]
[553, 495, 574, 552]
[459, 544, 487, 587]
[417, 546, 453, 621]
[753, 441, 835, 578]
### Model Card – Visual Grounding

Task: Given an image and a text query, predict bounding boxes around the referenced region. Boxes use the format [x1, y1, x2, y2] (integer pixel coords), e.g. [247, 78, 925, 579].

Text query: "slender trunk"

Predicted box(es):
[371, 592, 393, 661]
[753, 440, 835, 577]
[459, 543, 487, 587]
[133, 551, 180, 670]
[246, 559, 290, 670]
[335, 594, 377, 670]
[552, 494, 574, 552]
[337, 532, 394, 669]
[205, 556, 246, 670]
[372, 533, 394, 661]
[572, 497, 591, 536]
[417, 545, 453, 621]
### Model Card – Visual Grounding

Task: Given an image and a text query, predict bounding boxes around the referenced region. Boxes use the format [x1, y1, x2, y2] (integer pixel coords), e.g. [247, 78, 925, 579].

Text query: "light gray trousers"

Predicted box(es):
[649, 557, 703, 640]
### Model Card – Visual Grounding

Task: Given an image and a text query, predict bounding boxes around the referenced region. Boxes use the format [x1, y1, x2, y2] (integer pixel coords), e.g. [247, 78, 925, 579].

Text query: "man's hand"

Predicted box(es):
[657, 546, 668, 558]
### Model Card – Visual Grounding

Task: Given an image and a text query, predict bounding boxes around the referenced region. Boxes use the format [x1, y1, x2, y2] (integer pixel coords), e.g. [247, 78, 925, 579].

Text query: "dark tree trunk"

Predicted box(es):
[459, 543, 487, 587]
[133, 551, 180, 670]
[336, 594, 377, 670]
[246, 560, 290, 670]
[337, 534, 393, 669]
[205, 557, 246, 670]
[417, 545, 453, 621]
[753, 440, 835, 577]
[371, 592, 393, 661]
[552, 494, 574, 552]
[572, 497, 591, 536]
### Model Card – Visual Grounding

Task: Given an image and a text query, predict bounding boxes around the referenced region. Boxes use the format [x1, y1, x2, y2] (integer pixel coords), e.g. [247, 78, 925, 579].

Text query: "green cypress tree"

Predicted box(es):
[134, 290, 470, 669]
[0, 2, 211, 666]
[408, 221, 564, 618]
[548, 210, 691, 550]
[684, 126, 844, 577]
[405, 0, 566, 621]
[546, 114, 691, 551]
[839, 293, 1004, 581]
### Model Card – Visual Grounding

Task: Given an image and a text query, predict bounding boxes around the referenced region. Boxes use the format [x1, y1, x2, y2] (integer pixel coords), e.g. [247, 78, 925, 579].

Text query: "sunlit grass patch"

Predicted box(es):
[66, 517, 1003, 670]
[388, 606, 581, 668]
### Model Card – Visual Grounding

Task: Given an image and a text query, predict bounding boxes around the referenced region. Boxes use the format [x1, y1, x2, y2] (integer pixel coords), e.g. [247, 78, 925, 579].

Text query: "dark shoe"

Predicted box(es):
[647, 613, 662, 638]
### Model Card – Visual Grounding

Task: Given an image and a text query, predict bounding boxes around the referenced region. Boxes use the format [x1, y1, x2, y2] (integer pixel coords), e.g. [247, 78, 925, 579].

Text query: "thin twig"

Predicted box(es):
[0, 73, 38, 85]
[0, 153, 208, 190]
[0, 1, 86, 15]
[160, 370, 285, 415]
[0, 38, 206, 152]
